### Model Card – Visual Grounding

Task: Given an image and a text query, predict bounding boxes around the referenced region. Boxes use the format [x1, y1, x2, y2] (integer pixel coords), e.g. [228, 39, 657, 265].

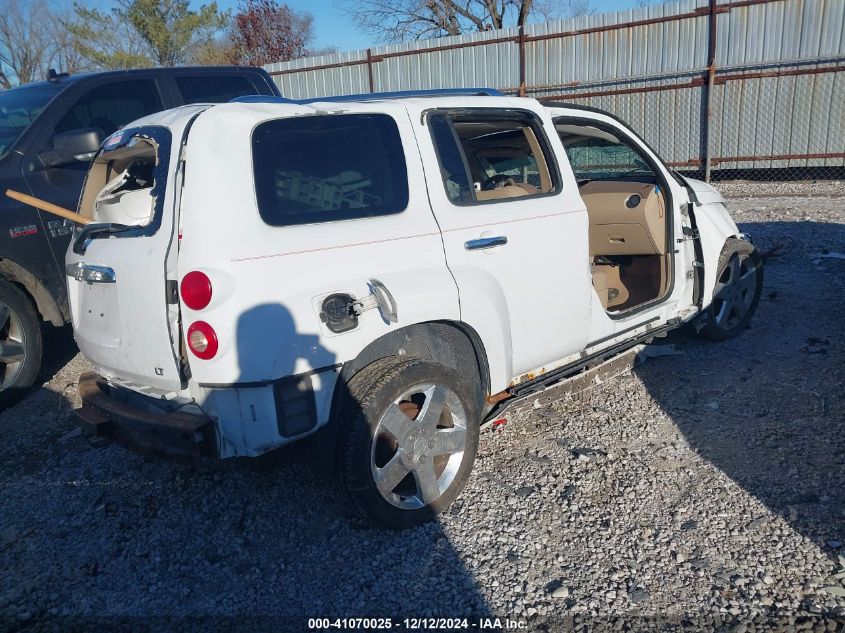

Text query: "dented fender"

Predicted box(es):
[685, 178, 744, 311]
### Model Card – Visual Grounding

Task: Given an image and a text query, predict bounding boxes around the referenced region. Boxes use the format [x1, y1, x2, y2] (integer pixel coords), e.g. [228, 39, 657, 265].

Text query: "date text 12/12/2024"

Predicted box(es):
[307, 617, 528, 630]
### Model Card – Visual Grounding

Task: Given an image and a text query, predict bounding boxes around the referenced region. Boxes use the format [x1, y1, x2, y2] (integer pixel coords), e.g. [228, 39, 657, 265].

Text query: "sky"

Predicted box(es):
[209, 1, 658, 53]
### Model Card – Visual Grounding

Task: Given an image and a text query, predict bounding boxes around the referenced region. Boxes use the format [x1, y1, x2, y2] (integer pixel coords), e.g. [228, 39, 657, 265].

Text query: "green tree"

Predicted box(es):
[68, 0, 228, 69]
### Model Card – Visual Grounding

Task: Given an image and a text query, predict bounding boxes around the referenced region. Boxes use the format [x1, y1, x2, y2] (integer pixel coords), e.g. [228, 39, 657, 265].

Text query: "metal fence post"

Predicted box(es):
[703, 0, 718, 182]
[518, 25, 526, 97]
[366, 48, 375, 93]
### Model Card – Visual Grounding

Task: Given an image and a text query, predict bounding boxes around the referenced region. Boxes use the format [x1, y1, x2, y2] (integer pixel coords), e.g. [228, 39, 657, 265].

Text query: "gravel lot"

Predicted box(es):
[1, 182, 843, 631]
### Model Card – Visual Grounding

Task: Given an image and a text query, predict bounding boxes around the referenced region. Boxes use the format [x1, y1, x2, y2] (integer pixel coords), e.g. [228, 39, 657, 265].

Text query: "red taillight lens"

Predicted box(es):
[180, 271, 212, 310]
[187, 321, 218, 359]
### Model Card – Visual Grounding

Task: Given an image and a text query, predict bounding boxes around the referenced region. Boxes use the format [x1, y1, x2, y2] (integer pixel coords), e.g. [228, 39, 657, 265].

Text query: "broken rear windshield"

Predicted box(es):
[251, 113, 409, 226]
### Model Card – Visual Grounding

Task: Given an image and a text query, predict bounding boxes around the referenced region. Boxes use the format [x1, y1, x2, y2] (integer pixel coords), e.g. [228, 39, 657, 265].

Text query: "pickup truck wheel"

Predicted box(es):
[700, 238, 763, 341]
[0, 280, 42, 405]
[336, 357, 479, 529]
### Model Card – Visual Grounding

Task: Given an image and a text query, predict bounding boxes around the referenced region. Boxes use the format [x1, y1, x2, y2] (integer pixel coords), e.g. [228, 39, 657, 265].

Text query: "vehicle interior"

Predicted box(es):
[555, 120, 672, 314]
[450, 119, 556, 201]
[78, 136, 158, 226]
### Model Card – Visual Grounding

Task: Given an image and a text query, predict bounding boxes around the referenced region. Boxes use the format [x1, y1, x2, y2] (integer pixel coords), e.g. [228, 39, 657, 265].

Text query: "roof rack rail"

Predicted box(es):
[299, 88, 503, 103]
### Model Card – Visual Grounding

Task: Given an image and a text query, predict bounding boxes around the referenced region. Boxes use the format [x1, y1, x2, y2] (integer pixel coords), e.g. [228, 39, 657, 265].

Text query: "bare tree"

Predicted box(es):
[0, 0, 93, 88]
[534, 0, 593, 21]
[341, 0, 592, 43]
[0, 0, 51, 87]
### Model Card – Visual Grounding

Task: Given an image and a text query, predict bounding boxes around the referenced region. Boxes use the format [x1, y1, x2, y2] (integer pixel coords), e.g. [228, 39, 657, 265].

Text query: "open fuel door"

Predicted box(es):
[66, 121, 189, 391]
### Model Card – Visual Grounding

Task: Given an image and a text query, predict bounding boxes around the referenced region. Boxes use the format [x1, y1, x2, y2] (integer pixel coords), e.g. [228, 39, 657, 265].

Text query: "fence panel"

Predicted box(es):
[265, 0, 845, 181]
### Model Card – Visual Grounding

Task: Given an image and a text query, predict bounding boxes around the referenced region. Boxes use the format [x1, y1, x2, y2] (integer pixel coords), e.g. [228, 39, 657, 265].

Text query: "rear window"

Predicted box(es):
[176, 75, 257, 104]
[252, 114, 409, 227]
[77, 127, 171, 237]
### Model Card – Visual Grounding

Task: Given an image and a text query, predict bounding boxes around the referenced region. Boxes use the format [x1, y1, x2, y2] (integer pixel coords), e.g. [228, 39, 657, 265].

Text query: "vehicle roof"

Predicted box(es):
[11, 65, 272, 92]
[135, 94, 555, 129]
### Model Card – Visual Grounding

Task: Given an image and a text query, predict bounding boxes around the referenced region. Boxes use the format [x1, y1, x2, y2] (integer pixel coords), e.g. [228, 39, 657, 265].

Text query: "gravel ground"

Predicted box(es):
[1, 182, 843, 632]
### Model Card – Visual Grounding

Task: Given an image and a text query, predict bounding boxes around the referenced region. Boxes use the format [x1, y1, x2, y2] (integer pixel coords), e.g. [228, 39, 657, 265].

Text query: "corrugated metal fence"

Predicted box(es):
[264, 0, 845, 182]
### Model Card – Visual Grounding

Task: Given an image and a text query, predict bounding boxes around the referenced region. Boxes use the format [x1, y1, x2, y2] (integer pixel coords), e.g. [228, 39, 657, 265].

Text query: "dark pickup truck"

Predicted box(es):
[0, 66, 281, 402]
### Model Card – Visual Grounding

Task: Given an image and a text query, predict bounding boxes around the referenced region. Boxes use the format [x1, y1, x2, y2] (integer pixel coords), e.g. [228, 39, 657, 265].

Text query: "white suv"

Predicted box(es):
[67, 93, 762, 528]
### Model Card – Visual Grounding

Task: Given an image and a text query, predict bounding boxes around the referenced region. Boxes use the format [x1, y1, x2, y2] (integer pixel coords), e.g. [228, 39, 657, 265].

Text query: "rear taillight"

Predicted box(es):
[180, 271, 212, 310]
[187, 321, 218, 359]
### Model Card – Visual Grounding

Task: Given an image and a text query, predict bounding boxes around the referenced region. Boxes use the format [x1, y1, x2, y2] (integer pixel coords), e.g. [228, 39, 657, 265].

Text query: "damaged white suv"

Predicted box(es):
[67, 92, 762, 528]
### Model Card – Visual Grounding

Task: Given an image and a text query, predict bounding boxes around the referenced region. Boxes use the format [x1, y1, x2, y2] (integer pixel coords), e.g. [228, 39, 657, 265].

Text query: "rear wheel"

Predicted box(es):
[0, 280, 42, 406]
[335, 357, 479, 529]
[700, 238, 763, 341]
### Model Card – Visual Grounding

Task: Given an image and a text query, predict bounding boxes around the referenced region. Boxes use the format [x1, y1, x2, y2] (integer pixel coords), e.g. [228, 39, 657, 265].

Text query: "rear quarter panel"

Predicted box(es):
[177, 102, 460, 388]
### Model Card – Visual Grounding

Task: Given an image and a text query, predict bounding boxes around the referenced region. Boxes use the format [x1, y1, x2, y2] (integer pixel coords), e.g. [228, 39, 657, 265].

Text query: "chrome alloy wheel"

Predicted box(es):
[0, 301, 27, 391]
[370, 383, 468, 510]
[712, 250, 760, 330]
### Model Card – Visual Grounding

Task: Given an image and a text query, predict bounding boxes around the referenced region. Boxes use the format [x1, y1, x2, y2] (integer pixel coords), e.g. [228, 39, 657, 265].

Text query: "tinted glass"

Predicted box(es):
[176, 75, 257, 104]
[429, 114, 473, 203]
[252, 114, 409, 226]
[0, 83, 60, 155]
[55, 80, 163, 138]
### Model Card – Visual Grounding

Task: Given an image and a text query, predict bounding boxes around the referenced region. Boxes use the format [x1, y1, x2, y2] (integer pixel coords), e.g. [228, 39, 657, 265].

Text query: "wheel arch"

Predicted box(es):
[692, 201, 745, 312]
[335, 320, 491, 415]
[0, 258, 65, 326]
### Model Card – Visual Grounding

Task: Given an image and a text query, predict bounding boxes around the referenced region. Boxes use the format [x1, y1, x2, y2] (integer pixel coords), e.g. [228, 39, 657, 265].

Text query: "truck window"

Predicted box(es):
[175, 75, 257, 104]
[54, 80, 163, 139]
[0, 83, 58, 157]
[428, 112, 558, 205]
[252, 113, 409, 227]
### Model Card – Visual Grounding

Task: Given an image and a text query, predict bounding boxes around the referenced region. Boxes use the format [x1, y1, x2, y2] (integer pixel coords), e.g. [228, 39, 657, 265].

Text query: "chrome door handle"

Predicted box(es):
[464, 236, 508, 251]
[66, 262, 116, 284]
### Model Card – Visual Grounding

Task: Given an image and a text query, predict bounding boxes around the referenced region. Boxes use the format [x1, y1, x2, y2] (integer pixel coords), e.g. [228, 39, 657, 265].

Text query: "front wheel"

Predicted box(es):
[335, 357, 480, 529]
[700, 238, 763, 341]
[0, 279, 43, 406]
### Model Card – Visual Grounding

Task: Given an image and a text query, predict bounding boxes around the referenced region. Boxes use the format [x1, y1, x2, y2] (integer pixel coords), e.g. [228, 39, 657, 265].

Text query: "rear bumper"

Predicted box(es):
[73, 372, 217, 461]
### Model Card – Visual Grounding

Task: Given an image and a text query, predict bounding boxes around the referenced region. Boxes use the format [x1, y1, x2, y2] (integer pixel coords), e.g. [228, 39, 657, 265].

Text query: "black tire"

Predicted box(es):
[0, 279, 43, 407]
[334, 356, 480, 529]
[700, 238, 763, 341]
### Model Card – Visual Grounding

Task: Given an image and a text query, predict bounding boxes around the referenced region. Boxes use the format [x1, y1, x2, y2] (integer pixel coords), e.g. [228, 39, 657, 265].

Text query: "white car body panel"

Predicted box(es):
[404, 97, 592, 390]
[66, 107, 210, 391]
[66, 96, 744, 459]
[176, 101, 460, 455]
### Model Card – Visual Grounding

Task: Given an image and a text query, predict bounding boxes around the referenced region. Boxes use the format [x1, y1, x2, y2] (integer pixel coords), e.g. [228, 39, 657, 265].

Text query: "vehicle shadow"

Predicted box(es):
[40, 324, 78, 379]
[0, 304, 491, 625]
[203, 303, 491, 620]
[632, 218, 844, 556]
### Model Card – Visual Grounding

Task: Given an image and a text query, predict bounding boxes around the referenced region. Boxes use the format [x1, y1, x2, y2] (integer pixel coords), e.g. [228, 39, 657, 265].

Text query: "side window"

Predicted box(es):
[556, 124, 656, 181]
[55, 80, 162, 139]
[252, 113, 409, 226]
[176, 75, 257, 104]
[429, 112, 559, 205]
